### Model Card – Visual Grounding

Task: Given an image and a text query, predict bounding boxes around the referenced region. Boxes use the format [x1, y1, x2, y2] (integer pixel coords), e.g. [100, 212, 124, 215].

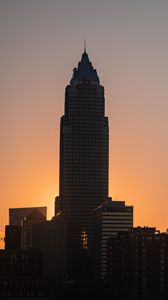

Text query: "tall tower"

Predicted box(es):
[55, 50, 109, 247]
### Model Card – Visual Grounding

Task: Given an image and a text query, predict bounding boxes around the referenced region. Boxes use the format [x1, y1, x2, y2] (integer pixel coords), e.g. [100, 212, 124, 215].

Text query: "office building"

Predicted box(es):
[5, 225, 21, 250]
[6, 207, 46, 250]
[92, 198, 133, 279]
[0, 249, 43, 277]
[107, 227, 168, 300]
[32, 215, 84, 279]
[55, 49, 109, 249]
[9, 207, 47, 226]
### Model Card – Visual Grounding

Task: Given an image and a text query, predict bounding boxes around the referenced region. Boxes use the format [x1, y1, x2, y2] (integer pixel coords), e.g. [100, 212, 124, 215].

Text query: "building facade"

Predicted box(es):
[0, 249, 43, 277]
[9, 207, 47, 226]
[92, 198, 133, 279]
[107, 227, 168, 300]
[5, 225, 21, 250]
[6, 208, 47, 250]
[32, 216, 84, 279]
[55, 50, 109, 248]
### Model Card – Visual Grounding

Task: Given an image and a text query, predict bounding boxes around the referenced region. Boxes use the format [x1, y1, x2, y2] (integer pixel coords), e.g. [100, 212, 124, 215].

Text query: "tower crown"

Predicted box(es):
[70, 51, 100, 85]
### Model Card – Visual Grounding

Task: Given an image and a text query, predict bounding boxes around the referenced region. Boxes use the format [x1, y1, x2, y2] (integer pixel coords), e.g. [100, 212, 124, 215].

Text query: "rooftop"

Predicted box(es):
[70, 51, 100, 85]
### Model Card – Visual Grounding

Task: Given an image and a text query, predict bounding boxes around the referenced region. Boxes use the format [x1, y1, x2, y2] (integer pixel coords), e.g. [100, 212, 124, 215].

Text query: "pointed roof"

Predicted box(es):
[24, 208, 46, 222]
[70, 51, 100, 85]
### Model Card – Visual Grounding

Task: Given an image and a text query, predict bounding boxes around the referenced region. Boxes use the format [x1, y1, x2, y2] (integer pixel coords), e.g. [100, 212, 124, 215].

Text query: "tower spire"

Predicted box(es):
[70, 48, 100, 85]
[84, 38, 86, 53]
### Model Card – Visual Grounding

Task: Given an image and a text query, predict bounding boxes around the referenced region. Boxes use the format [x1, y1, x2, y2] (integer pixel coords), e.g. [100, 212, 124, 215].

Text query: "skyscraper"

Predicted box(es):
[55, 49, 109, 247]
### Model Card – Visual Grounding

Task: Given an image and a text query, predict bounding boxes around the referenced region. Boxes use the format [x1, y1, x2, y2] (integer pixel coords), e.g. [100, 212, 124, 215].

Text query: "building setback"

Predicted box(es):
[92, 198, 133, 279]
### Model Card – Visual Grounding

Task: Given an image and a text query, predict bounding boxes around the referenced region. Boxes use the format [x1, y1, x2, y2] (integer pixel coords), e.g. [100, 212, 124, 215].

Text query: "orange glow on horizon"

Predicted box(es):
[1, 0, 168, 237]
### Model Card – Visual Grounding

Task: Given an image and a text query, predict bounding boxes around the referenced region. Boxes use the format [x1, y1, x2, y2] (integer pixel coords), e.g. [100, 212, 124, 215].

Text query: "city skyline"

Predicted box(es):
[1, 0, 168, 236]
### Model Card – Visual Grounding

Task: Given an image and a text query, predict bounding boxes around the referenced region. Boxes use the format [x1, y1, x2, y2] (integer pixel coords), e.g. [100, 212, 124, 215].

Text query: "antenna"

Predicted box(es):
[84, 38, 86, 52]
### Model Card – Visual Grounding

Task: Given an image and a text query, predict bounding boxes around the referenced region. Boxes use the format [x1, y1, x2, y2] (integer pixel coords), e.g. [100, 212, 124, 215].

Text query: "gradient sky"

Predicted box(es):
[1, 0, 168, 239]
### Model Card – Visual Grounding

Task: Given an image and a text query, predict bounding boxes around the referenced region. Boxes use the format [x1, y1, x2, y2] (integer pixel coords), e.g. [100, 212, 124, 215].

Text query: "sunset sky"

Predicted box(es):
[1, 0, 168, 238]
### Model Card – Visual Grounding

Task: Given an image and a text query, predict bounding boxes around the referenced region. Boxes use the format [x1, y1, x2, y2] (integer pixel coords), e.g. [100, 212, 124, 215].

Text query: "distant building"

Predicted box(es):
[92, 198, 133, 279]
[5, 225, 21, 250]
[9, 207, 47, 226]
[0, 250, 56, 299]
[6, 207, 46, 250]
[0, 277, 54, 299]
[107, 227, 168, 300]
[0, 249, 43, 277]
[22, 208, 46, 249]
[32, 215, 84, 280]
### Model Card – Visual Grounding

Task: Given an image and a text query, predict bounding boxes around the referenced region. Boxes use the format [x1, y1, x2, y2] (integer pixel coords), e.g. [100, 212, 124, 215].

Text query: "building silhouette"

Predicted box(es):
[93, 198, 133, 279]
[107, 227, 168, 300]
[0, 249, 43, 277]
[5, 225, 21, 250]
[32, 215, 84, 279]
[3, 49, 137, 297]
[6, 207, 47, 250]
[55, 50, 109, 248]
[9, 207, 47, 226]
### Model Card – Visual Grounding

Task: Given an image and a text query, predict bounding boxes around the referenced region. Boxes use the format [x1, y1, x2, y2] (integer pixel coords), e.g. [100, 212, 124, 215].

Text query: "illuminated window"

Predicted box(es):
[81, 230, 88, 249]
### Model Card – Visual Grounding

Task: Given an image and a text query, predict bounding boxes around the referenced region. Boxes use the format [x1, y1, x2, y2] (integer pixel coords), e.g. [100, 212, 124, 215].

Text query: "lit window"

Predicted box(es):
[81, 230, 88, 249]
